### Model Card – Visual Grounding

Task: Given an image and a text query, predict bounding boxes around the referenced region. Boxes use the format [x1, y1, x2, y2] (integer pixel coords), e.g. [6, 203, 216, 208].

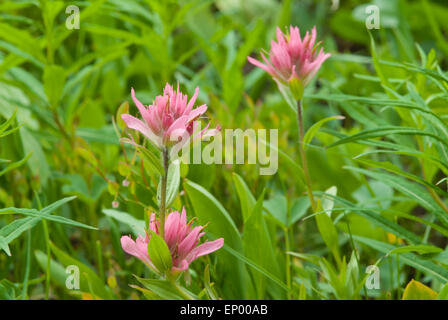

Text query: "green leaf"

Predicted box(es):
[0, 153, 31, 177]
[50, 242, 113, 300]
[43, 64, 66, 108]
[39, 196, 76, 215]
[0, 22, 45, 63]
[303, 115, 344, 150]
[243, 189, 282, 298]
[0, 236, 11, 256]
[184, 179, 249, 299]
[258, 137, 305, 186]
[388, 245, 443, 255]
[351, 159, 448, 199]
[286, 251, 323, 266]
[288, 197, 310, 226]
[20, 127, 50, 186]
[129, 284, 161, 300]
[344, 166, 448, 228]
[34, 250, 69, 288]
[263, 195, 288, 227]
[315, 192, 422, 244]
[233, 173, 256, 222]
[355, 149, 448, 175]
[437, 282, 448, 300]
[186, 163, 216, 189]
[138, 146, 164, 176]
[0, 279, 19, 300]
[77, 126, 120, 145]
[0, 196, 96, 230]
[322, 186, 337, 217]
[7, 68, 47, 102]
[0, 217, 40, 255]
[184, 180, 241, 249]
[147, 231, 172, 273]
[102, 209, 145, 237]
[42, 1, 65, 30]
[369, 32, 393, 93]
[314, 199, 341, 265]
[0, 108, 17, 135]
[309, 93, 448, 140]
[134, 277, 184, 300]
[75, 147, 98, 168]
[288, 77, 304, 100]
[222, 243, 288, 292]
[203, 264, 218, 300]
[116, 101, 129, 130]
[319, 258, 348, 299]
[329, 126, 448, 150]
[277, 81, 297, 112]
[354, 236, 448, 283]
[402, 280, 438, 300]
[59, 174, 106, 203]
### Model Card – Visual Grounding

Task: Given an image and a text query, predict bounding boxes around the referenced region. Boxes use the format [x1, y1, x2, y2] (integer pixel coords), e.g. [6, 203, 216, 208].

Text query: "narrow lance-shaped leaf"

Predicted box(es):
[147, 231, 172, 274]
[303, 115, 344, 150]
[314, 191, 422, 244]
[354, 236, 448, 283]
[329, 126, 448, 150]
[314, 199, 341, 265]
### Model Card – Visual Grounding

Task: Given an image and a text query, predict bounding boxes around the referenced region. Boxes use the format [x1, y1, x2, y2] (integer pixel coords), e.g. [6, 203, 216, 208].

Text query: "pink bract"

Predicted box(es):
[248, 26, 330, 87]
[121, 208, 224, 273]
[122, 83, 219, 148]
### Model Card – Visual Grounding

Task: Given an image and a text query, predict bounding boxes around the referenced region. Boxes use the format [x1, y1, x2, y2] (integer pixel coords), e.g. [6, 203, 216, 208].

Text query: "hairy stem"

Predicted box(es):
[159, 148, 170, 239]
[297, 100, 316, 211]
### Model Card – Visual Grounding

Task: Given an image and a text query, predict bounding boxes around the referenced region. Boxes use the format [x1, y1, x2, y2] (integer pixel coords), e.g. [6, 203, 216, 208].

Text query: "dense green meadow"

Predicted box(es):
[1, 0, 448, 300]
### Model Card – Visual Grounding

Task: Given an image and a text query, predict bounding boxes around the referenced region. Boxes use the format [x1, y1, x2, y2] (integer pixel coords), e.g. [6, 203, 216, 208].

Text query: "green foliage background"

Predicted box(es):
[1, 0, 448, 300]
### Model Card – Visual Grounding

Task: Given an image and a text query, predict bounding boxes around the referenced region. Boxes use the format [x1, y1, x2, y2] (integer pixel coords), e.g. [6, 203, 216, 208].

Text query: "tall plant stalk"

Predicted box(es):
[159, 147, 170, 239]
[296, 100, 316, 211]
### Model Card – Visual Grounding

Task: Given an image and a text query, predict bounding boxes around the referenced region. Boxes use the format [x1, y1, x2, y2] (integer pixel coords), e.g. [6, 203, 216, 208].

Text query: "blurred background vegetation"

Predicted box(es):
[1, 0, 448, 300]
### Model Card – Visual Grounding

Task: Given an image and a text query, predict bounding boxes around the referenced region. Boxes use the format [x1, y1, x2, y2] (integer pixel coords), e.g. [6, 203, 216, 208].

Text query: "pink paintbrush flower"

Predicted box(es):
[248, 26, 330, 97]
[121, 208, 224, 273]
[122, 84, 218, 149]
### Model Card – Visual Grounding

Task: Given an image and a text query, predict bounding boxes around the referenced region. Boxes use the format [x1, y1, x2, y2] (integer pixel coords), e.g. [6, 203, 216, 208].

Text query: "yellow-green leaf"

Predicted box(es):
[402, 280, 438, 300]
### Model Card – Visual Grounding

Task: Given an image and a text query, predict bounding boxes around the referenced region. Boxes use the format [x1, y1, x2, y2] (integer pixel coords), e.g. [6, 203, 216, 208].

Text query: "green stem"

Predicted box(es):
[42, 220, 51, 300]
[34, 191, 50, 300]
[96, 240, 105, 281]
[396, 253, 401, 299]
[394, 216, 401, 299]
[21, 230, 31, 300]
[388, 256, 394, 299]
[346, 220, 368, 299]
[159, 148, 169, 239]
[170, 279, 195, 300]
[284, 227, 292, 299]
[297, 100, 316, 211]
[52, 111, 73, 145]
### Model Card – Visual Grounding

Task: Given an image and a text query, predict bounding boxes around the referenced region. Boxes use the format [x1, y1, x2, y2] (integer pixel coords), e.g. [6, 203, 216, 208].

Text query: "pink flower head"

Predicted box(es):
[121, 208, 224, 273]
[122, 84, 218, 149]
[248, 26, 330, 87]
